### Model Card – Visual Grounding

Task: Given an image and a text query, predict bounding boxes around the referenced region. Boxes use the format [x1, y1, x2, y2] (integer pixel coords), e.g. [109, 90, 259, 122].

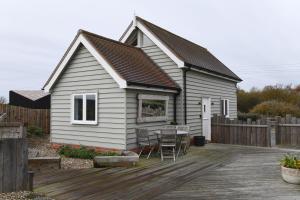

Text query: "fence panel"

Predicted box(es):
[0, 104, 50, 134]
[211, 116, 270, 147]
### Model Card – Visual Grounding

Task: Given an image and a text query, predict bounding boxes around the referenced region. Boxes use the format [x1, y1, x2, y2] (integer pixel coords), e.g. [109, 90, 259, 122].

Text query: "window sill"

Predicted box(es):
[71, 121, 98, 125]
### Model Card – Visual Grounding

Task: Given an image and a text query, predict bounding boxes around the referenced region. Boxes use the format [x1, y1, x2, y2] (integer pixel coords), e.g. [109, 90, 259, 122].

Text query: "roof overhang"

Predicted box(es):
[43, 33, 127, 92]
[120, 17, 185, 68]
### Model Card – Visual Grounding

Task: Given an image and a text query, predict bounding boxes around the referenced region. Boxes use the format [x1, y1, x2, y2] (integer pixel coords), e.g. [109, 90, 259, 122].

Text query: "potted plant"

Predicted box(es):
[280, 154, 300, 184]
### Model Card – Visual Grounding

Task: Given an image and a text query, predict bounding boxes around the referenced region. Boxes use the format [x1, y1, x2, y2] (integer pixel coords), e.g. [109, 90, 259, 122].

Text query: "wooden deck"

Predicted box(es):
[34, 144, 300, 200]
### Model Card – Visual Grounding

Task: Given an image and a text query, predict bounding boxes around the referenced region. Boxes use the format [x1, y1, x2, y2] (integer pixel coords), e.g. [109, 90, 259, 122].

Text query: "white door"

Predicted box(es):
[202, 98, 211, 141]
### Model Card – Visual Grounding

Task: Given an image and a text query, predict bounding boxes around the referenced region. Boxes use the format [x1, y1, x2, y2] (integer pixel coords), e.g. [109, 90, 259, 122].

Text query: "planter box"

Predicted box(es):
[29, 157, 61, 172]
[281, 166, 300, 184]
[93, 151, 139, 168]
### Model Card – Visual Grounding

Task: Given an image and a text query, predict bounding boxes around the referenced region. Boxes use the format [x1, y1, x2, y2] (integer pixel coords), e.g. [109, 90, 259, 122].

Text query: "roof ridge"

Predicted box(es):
[79, 29, 139, 50]
[136, 16, 208, 51]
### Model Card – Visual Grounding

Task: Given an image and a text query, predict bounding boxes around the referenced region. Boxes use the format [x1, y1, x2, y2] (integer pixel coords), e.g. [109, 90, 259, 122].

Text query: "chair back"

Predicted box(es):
[176, 125, 190, 132]
[136, 128, 150, 145]
[164, 125, 176, 129]
[160, 129, 177, 146]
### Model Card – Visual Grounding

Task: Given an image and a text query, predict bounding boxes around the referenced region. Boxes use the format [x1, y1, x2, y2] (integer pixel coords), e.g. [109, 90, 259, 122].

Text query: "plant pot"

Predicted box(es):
[194, 136, 205, 146]
[281, 165, 300, 184]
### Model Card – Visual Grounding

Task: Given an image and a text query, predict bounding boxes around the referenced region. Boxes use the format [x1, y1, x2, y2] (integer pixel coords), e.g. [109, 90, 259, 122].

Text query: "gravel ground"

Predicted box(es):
[0, 191, 54, 200]
[28, 136, 93, 169]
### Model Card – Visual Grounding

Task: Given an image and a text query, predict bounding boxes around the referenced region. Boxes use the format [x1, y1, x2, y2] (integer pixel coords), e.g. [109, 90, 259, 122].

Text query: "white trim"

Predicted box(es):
[191, 67, 240, 83]
[137, 94, 169, 123]
[71, 93, 98, 125]
[120, 18, 185, 68]
[44, 34, 127, 92]
[126, 86, 178, 93]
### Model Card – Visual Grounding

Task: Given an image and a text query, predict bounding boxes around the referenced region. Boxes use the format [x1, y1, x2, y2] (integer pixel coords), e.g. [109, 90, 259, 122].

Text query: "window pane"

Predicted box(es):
[142, 99, 166, 117]
[86, 95, 96, 121]
[74, 95, 83, 120]
[225, 100, 228, 116]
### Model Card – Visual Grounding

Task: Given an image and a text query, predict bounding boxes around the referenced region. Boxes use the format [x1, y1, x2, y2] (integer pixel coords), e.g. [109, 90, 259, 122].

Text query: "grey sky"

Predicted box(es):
[1, 0, 300, 99]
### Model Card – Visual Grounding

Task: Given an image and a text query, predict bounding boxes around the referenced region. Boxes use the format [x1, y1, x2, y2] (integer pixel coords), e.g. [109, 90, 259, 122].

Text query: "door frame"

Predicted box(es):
[202, 97, 211, 141]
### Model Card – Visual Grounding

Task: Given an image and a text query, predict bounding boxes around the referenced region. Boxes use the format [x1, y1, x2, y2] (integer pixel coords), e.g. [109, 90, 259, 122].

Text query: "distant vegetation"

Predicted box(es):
[238, 84, 300, 118]
[0, 96, 7, 104]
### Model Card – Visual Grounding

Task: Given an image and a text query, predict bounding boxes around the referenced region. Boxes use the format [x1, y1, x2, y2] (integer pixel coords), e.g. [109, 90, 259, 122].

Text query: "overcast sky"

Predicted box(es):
[1, 0, 300, 99]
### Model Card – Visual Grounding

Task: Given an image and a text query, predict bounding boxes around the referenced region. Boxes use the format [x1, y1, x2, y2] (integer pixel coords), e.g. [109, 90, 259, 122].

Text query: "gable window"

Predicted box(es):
[138, 94, 169, 123]
[221, 99, 230, 118]
[71, 93, 97, 124]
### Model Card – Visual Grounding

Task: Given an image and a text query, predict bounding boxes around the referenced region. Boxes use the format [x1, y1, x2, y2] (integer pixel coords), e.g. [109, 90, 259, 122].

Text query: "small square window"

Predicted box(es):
[71, 93, 97, 125]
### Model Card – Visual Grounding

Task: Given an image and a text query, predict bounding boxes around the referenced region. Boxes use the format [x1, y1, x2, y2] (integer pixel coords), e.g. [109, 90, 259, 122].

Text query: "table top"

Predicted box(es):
[153, 130, 188, 135]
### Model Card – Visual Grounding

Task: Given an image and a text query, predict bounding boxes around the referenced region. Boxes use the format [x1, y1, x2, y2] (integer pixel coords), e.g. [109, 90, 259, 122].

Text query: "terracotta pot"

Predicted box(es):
[281, 165, 300, 184]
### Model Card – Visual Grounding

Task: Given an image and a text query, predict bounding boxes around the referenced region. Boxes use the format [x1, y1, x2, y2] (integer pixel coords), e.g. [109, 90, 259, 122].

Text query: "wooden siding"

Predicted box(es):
[125, 89, 174, 149]
[51, 45, 126, 150]
[186, 70, 237, 136]
[141, 40, 184, 124]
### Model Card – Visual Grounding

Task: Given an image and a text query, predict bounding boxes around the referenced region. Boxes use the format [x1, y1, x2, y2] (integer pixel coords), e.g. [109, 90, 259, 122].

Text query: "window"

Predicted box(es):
[71, 93, 97, 124]
[221, 99, 230, 117]
[138, 94, 169, 123]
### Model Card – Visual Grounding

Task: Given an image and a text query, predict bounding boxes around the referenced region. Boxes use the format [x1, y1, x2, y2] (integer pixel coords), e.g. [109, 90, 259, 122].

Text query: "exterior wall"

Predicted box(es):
[50, 44, 126, 150]
[186, 70, 238, 136]
[140, 31, 184, 124]
[125, 89, 175, 149]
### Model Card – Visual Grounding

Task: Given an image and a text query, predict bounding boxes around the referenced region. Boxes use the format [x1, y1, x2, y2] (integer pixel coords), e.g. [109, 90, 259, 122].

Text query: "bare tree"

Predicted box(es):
[0, 96, 7, 104]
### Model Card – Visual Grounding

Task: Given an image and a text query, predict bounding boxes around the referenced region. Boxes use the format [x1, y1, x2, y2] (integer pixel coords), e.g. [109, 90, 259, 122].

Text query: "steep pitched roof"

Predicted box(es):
[44, 30, 180, 91]
[11, 90, 49, 101]
[122, 17, 241, 81]
[81, 30, 179, 90]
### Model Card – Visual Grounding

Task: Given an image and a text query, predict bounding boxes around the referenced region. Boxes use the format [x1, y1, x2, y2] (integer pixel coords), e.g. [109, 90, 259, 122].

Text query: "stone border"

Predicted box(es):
[29, 157, 61, 172]
[281, 165, 300, 184]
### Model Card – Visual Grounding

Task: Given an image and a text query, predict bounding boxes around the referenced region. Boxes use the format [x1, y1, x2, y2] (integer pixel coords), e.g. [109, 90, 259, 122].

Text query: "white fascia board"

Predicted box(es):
[44, 34, 127, 92]
[126, 86, 178, 94]
[120, 20, 185, 68]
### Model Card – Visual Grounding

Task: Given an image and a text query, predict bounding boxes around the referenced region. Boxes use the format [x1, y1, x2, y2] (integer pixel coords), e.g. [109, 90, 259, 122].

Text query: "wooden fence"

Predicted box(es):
[211, 116, 272, 147]
[212, 115, 300, 147]
[0, 124, 29, 193]
[0, 104, 50, 134]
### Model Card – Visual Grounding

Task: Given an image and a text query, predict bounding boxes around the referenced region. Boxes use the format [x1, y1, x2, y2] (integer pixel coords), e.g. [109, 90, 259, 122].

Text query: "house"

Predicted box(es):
[9, 90, 50, 109]
[43, 16, 241, 150]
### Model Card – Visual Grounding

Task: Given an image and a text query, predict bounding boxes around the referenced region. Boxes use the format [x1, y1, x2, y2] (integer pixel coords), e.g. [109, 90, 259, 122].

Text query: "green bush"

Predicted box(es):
[280, 154, 300, 169]
[250, 100, 300, 117]
[27, 126, 44, 137]
[58, 145, 119, 159]
[237, 112, 261, 121]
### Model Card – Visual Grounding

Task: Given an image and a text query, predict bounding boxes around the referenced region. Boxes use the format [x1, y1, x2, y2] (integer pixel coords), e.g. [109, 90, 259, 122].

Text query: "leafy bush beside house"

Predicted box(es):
[27, 126, 44, 137]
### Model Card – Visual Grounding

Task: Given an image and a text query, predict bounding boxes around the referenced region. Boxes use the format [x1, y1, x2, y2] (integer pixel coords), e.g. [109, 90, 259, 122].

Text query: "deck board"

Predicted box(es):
[34, 144, 300, 200]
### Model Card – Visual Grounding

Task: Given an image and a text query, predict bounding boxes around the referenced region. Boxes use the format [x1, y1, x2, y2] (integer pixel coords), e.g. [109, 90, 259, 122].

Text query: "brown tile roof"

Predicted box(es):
[80, 30, 179, 90]
[12, 90, 49, 101]
[136, 17, 242, 81]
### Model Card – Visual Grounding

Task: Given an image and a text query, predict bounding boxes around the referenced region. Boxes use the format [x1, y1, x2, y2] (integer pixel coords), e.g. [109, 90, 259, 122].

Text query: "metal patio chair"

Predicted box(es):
[176, 125, 190, 157]
[136, 128, 157, 159]
[160, 128, 177, 162]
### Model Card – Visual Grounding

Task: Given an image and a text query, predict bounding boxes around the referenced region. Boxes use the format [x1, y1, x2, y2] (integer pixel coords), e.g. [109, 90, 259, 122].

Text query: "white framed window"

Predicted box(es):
[137, 94, 169, 123]
[221, 99, 230, 118]
[71, 93, 97, 125]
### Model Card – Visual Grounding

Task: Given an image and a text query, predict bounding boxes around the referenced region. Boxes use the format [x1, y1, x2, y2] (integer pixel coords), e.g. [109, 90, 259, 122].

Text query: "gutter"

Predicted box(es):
[183, 67, 191, 125]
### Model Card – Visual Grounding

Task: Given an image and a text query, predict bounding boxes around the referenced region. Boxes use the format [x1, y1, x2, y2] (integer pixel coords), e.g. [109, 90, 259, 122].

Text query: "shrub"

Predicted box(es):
[58, 145, 120, 159]
[27, 126, 44, 137]
[280, 154, 300, 169]
[237, 112, 261, 121]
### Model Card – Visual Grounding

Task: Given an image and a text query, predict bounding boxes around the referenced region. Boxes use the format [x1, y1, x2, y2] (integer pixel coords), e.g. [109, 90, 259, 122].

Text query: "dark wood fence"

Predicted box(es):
[275, 115, 300, 146]
[0, 104, 50, 134]
[211, 116, 272, 147]
[0, 124, 29, 193]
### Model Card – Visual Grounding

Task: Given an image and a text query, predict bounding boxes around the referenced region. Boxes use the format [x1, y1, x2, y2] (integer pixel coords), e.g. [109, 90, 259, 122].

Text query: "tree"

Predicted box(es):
[0, 96, 7, 104]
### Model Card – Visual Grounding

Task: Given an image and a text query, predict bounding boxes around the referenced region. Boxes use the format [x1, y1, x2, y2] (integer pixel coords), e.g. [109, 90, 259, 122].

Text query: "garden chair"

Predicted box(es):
[136, 128, 157, 159]
[160, 129, 177, 162]
[164, 125, 177, 129]
[176, 125, 190, 157]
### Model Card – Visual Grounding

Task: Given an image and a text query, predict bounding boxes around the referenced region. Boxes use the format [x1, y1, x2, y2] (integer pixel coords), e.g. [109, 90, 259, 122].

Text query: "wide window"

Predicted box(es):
[71, 93, 97, 124]
[221, 99, 230, 118]
[138, 94, 169, 123]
